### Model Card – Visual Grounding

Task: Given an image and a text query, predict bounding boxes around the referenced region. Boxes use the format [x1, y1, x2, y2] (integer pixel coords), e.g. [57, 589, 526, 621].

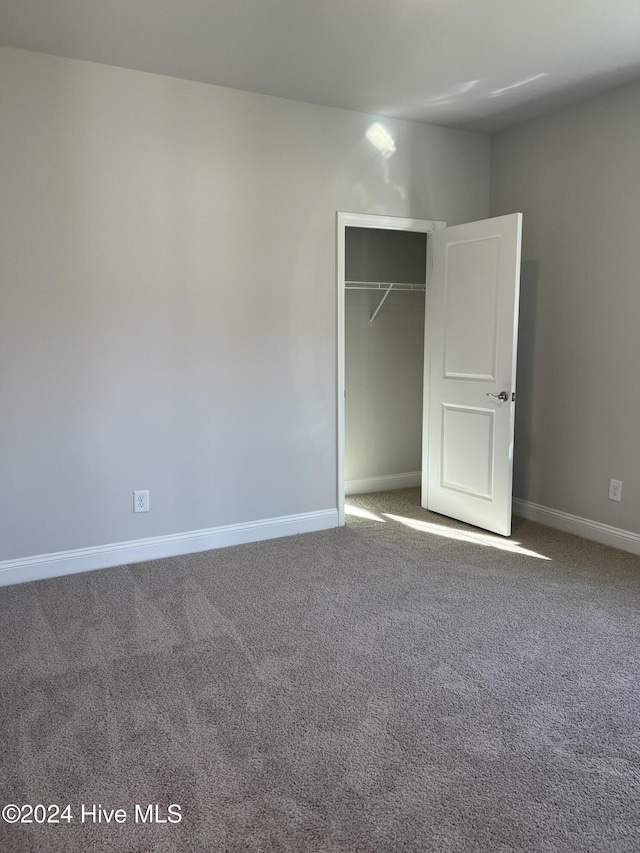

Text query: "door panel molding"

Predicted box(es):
[441, 404, 495, 500]
[443, 235, 500, 381]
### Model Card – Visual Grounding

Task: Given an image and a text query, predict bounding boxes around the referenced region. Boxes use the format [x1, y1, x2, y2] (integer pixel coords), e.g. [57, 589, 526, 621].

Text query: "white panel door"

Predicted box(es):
[422, 213, 522, 536]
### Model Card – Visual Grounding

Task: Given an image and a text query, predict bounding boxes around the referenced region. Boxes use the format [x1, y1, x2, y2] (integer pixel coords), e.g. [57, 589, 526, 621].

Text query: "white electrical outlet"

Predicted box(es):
[608, 479, 622, 502]
[134, 490, 149, 513]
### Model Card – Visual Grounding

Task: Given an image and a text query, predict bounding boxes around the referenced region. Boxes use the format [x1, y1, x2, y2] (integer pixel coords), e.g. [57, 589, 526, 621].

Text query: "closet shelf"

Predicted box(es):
[346, 280, 425, 324]
[345, 280, 426, 291]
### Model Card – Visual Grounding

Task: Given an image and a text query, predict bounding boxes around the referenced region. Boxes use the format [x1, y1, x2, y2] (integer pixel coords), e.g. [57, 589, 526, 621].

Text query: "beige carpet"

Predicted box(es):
[1, 489, 639, 852]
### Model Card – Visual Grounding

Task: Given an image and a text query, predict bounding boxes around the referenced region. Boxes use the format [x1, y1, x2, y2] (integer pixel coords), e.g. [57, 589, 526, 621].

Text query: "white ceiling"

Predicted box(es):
[2, 0, 640, 132]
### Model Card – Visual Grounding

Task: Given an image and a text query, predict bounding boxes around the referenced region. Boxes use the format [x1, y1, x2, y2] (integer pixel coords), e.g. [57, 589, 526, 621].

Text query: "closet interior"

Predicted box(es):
[344, 226, 428, 495]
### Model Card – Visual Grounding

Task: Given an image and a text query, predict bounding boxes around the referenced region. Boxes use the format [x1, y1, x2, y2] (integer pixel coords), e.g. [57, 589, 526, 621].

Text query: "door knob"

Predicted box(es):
[486, 391, 509, 402]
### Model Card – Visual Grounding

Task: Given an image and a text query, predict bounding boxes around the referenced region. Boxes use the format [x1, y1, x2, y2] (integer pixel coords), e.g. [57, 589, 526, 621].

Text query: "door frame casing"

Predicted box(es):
[336, 212, 445, 526]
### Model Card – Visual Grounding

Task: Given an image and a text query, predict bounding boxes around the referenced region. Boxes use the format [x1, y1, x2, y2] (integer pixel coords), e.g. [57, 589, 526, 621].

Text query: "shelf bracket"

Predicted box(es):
[370, 284, 393, 325]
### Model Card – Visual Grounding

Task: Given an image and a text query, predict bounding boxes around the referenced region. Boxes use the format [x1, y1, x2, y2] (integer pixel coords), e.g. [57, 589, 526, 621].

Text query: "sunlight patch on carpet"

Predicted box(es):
[345, 504, 386, 522]
[384, 513, 551, 560]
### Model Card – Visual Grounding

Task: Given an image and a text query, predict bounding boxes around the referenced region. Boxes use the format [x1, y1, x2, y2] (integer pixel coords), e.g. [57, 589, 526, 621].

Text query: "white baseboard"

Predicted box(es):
[345, 471, 421, 496]
[6, 497, 635, 587]
[0, 509, 339, 588]
[512, 498, 640, 556]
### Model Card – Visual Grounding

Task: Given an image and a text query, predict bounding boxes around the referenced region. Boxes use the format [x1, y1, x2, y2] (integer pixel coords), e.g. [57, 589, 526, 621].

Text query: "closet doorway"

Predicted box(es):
[336, 213, 443, 525]
[336, 211, 523, 536]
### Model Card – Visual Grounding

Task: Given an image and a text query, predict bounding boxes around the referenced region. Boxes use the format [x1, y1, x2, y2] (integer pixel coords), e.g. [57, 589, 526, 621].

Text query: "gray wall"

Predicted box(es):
[345, 227, 427, 486]
[0, 47, 490, 561]
[345, 289, 425, 484]
[491, 79, 640, 532]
